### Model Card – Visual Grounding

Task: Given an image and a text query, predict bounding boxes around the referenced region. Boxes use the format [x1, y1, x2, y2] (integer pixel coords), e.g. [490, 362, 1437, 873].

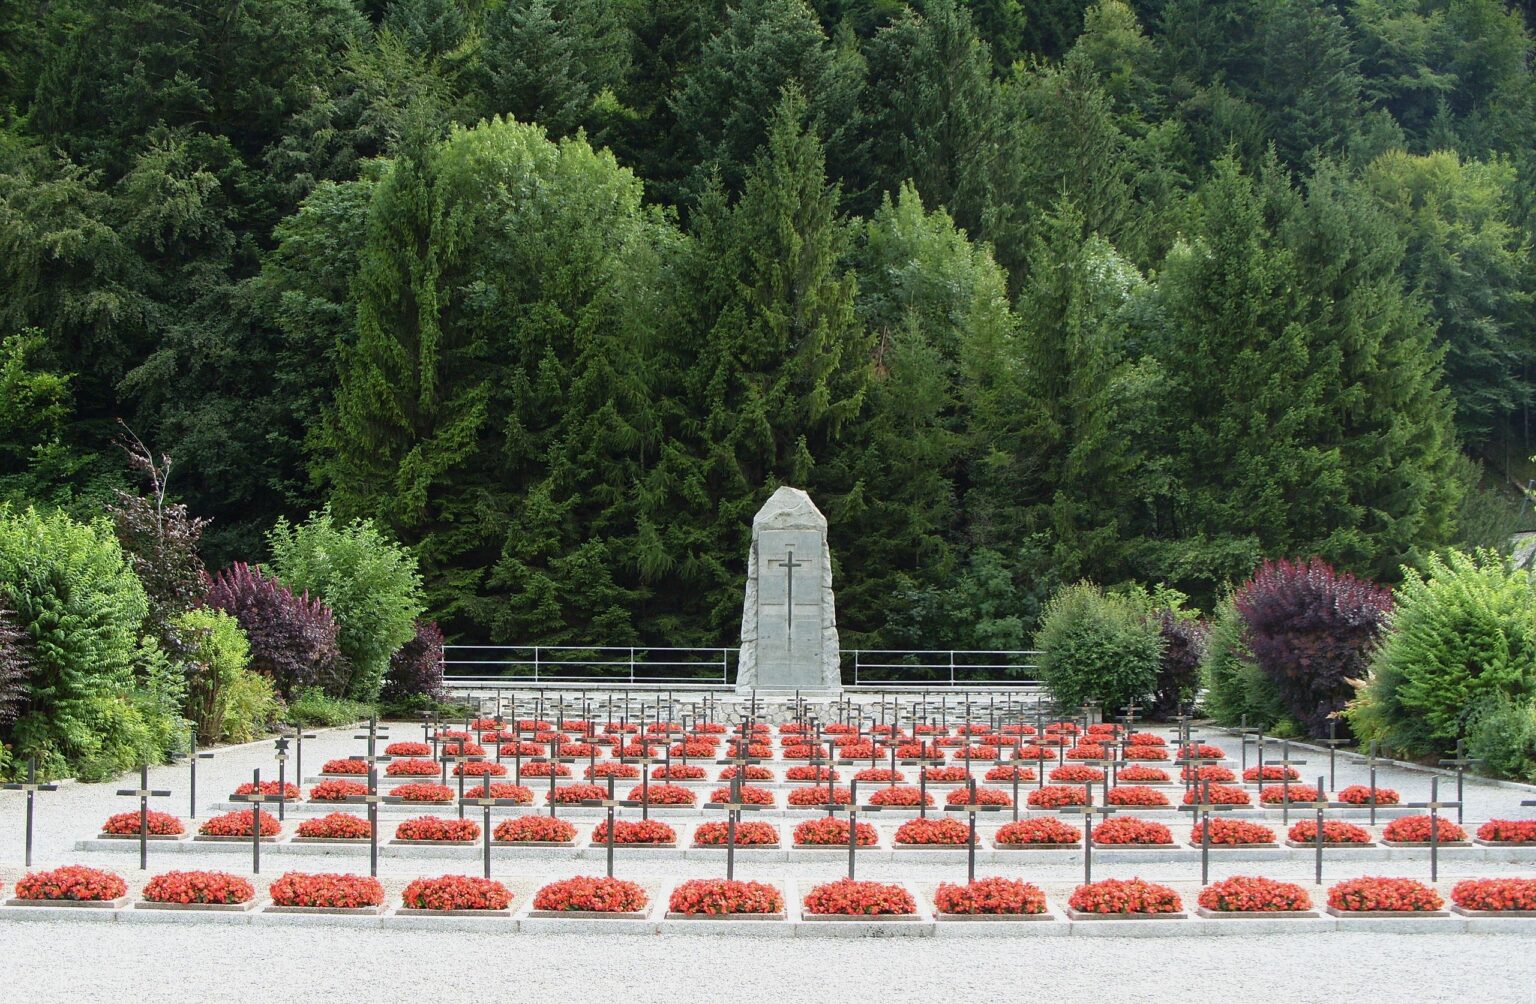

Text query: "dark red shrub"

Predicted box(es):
[381, 620, 446, 703]
[1234, 558, 1391, 736]
[205, 562, 346, 698]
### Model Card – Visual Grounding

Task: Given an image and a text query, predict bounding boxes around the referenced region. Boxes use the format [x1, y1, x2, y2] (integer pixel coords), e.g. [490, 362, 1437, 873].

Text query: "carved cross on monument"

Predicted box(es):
[768, 550, 807, 636]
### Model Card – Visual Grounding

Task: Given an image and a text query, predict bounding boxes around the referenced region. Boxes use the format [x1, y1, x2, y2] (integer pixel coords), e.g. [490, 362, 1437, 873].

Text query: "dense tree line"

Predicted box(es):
[3, 0, 1534, 652]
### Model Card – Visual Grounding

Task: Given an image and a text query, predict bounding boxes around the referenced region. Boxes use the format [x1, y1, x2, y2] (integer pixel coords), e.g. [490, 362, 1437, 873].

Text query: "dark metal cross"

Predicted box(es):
[461, 786, 534, 880]
[1317, 718, 1351, 793]
[1265, 740, 1309, 825]
[1234, 715, 1260, 772]
[339, 768, 387, 877]
[3, 756, 58, 867]
[273, 737, 292, 821]
[1403, 777, 1462, 883]
[180, 733, 215, 819]
[115, 765, 172, 871]
[1437, 740, 1483, 824]
[1057, 786, 1121, 886]
[768, 551, 807, 632]
[581, 774, 627, 878]
[230, 768, 278, 874]
[709, 733, 771, 881]
[816, 778, 878, 880]
[943, 776, 1007, 884]
[1177, 779, 1241, 885]
[352, 717, 392, 771]
[1287, 776, 1333, 886]
[281, 727, 318, 793]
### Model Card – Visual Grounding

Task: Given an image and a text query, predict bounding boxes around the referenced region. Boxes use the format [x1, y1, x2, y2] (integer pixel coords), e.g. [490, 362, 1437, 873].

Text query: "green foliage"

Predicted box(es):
[1349, 550, 1536, 757]
[266, 509, 424, 702]
[1464, 695, 1536, 782]
[219, 670, 280, 744]
[175, 608, 253, 744]
[1200, 596, 1288, 730]
[1033, 582, 1164, 712]
[282, 688, 374, 729]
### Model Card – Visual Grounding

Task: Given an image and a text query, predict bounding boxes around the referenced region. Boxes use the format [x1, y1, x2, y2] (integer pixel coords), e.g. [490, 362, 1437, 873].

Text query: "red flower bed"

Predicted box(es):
[780, 744, 821, 759]
[1476, 819, 1536, 843]
[1327, 876, 1442, 912]
[384, 742, 431, 757]
[1337, 784, 1399, 805]
[1382, 815, 1468, 843]
[1049, 765, 1105, 784]
[463, 783, 533, 802]
[913, 724, 946, 735]
[1027, 784, 1088, 808]
[386, 758, 440, 777]
[673, 740, 722, 758]
[388, 783, 454, 802]
[1116, 765, 1169, 783]
[946, 786, 1012, 807]
[102, 810, 183, 836]
[403, 876, 512, 911]
[1182, 784, 1249, 805]
[934, 877, 1046, 915]
[493, 815, 577, 843]
[519, 761, 572, 778]
[921, 766, 972, 783]
[269, 872, 384, 909]
[785, 765, 838, 782]
[1001, 725, 1037, 736]
[233, 780, 299, 800]
[200, 810, 281, 837]
[1123, 747, 1169, 761]
[669, 878, 783, 916]
[14, 866, 126, 902]
[1013, 745, 1052, 760]
[1450, 878, 1536, 912]
[895, 741, 945, 759]
[1181, 765, 1236, 783]
[309, 780, 368, 802]
[1178, 744, 1228, 761]
[803, 879, 915, 916]
[984, 764, 1037, 782]
[895, 817, 971, 845]
[693, 821, 780, 846]
[600, 721, 636, 734]
[957, 723, 992, 735]
[787, 785, 851, 806]
[868, 785, 932, 807]
[1106, 785, 1169, 807]
[1244, 765, 1300, 782]
[584, 762, 640, 780]
[1259, 784, 1320, 805]
[142, 870, 254, 905]
[499, 742, 546, 758]
[548, 783, 608, 804]
[716, 765, 771, 782]
[1044, 723, 1080, 735]
[453, 761, 507, 777]
[1288, 820, 1372, 844]
[708, 785, 773, 805]
[1065, 744, 1108, 761]
[1092, 817, 1173, 845]
[853, 768, 904, 783]
[951, 746, 994, 760]
[996, 818, 1082, 845]
[558, 743, 596, 758]
[439, 742, 485, 758]
[724, 742, 772, 759]
[1127, 733, 1166, 746]
[592, 819, 677, 844]
[1068, 878, 1182, 915]
[1198, 876, 1311, 913]
[321, 759, 368, 775]
[437, 730, 472, 741]
[823, 723, 858, 735]
[395, 816, 479, 841]
[533, 876, 648, 913]
[1190, 819, 1276, 845]
[297, 813, 371, 839]
[793, 817, 877, 846]
[625, 783, 695, 806]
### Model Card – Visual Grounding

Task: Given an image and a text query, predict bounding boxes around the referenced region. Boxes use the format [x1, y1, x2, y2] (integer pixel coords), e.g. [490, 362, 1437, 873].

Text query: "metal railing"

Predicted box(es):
[845, 649, 1042, 687]
[442, 646, 735, 687]
[441, 645, 1041, 691]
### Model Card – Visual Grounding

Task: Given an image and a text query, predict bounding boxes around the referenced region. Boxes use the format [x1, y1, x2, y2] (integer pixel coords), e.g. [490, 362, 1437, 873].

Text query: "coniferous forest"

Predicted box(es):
[4, 0, 1536, 659]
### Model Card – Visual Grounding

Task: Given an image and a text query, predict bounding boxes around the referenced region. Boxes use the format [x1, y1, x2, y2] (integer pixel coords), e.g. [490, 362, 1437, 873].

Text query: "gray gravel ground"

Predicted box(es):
[3, 721, 1535, 1002]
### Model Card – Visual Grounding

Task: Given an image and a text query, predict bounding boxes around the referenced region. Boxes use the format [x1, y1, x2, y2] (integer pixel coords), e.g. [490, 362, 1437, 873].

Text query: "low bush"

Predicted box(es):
[1034, 583, 1163, 712]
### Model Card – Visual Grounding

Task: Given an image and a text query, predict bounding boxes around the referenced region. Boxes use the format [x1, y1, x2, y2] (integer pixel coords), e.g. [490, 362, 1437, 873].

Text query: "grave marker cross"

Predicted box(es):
[115, 765, 172, 871]
[1056, 785, 1121, 885]
[181, 734, 215, 819]
[1177, 779, 1241, 885]
[1403, 777, 1461, 883]
[463, 784, 538, 881]
[1266, 740, 1310, 825]
[230, 768, 279, 874]
[1436, 740, 1483, 825]
[943, 776, 1007, 884]
[338, 768, 387, 877]
[2, 756, 59, 867]
[1286, 776, 1333, 886]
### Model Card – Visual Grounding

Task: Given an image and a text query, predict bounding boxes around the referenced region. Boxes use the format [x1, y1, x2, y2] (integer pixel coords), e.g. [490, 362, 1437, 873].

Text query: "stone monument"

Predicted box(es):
[735, 487, 841, 695]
